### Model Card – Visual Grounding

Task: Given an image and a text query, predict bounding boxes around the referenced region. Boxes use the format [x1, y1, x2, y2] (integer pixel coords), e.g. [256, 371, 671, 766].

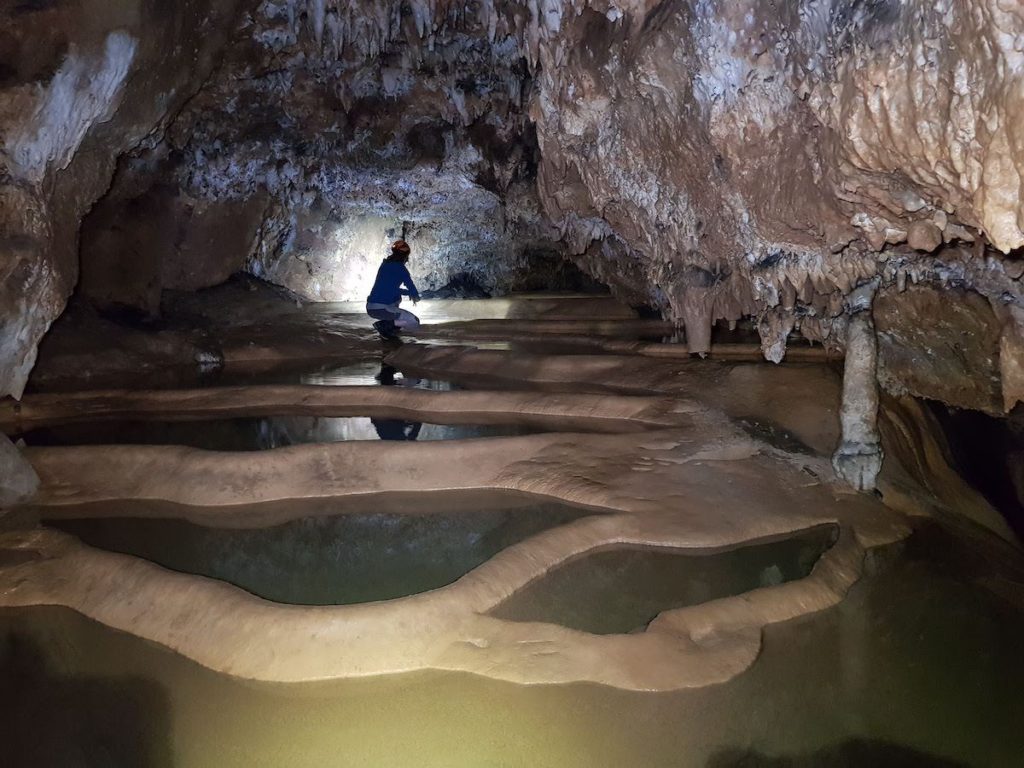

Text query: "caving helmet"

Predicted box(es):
[392, 239, 411, 256]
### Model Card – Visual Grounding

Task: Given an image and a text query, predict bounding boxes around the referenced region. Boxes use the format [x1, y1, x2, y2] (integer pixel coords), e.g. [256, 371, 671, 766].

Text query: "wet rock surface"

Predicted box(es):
[0, 293, 1021, 765]
[3, 0, 1024, 753]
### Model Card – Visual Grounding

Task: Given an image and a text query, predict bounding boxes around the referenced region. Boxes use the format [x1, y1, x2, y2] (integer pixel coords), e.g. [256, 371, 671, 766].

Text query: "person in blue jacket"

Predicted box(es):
[366, 239, 421, 340]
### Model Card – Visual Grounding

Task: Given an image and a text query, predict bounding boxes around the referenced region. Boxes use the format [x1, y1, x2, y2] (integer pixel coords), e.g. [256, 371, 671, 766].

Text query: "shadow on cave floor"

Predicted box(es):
[707, 739, 968, 767]
[0, 630, 172, 768]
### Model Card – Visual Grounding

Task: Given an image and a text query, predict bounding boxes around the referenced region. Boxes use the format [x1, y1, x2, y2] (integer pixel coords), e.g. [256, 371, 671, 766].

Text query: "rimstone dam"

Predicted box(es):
[1, 1, 1024, 765]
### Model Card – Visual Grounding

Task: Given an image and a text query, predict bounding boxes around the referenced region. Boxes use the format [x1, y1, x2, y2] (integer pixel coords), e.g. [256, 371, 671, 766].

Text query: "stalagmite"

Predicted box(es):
[832, 278, 884, 492]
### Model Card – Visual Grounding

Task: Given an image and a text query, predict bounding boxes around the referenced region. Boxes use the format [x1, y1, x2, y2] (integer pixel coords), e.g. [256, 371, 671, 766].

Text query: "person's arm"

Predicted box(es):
[401, 265, 420, 301]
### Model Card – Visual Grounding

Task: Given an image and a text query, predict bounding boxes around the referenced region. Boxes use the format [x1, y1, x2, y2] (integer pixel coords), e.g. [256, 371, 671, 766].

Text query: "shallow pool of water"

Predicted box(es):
[0, 524, 1021, 767]
[48, 497, 598, 605]
[26, 356, 460, 394]
[490, 526, 838, 633]
[17, 415, 538, 450]
[297, 360, 458, 390]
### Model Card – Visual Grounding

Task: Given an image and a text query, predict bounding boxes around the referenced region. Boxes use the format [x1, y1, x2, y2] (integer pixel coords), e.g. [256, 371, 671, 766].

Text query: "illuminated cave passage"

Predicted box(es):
[1, 1, 1024, 766]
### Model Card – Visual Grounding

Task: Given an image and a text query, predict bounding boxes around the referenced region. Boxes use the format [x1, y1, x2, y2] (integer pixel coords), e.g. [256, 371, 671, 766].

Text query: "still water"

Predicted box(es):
[1, 524, 1022, 766]
[17, 415, 538, 450]
[49, 499, 597, 605]
[491, 526, 837, 634]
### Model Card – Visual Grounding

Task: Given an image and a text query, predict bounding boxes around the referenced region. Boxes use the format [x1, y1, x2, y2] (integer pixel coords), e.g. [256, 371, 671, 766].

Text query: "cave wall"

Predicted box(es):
[79, 0, 565, 308]
[528, 0, 1024, 383]
[0, 0, 247, 397]
[2, 0, 1024, 416]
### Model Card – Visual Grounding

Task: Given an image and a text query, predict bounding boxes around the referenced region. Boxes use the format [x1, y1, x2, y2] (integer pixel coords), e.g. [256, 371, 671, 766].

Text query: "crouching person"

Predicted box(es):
[366, 239, 421, 340]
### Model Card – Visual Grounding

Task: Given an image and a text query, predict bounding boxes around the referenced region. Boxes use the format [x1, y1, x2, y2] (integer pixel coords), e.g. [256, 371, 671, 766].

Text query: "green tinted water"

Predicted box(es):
[49, 499, 596, 605]
[1, 526, 1022, 767]
[491, 526, 837, 633]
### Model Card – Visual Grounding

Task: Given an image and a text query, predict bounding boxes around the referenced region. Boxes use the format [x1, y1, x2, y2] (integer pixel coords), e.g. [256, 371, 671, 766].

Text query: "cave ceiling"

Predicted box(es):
[0, 0, 1022, 410]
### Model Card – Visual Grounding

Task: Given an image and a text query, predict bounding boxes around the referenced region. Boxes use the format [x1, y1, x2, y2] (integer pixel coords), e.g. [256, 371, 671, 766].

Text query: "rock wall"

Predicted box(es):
[80, 0, 565, 308]
[529, 0, 1024, 390]
[0, 0, 246, 397]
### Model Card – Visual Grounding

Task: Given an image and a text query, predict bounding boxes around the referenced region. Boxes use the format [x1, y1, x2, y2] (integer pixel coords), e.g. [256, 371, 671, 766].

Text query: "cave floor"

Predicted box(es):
[2, 293, 1024, 766]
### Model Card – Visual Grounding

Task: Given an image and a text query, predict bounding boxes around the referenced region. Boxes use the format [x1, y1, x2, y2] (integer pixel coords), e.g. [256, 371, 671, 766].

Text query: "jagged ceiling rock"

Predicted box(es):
[818, 0, 1024, 254]
[0, 0, 247, 398]
[521, 0, 1024, 412]
[529, 0, 1024, 363]
[81, 0, 564, 307]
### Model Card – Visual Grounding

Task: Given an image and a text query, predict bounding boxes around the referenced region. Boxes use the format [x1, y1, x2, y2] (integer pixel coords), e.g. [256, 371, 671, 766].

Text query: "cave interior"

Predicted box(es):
[1, 1, 1024, 765]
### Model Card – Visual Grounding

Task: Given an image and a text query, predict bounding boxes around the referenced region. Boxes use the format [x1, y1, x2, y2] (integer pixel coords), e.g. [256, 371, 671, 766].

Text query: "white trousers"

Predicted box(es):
[393, 308, 421, 330]
[367, 302, 421, 330]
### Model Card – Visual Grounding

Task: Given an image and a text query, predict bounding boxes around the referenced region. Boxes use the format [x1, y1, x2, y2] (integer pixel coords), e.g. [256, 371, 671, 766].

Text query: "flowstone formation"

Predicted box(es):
[0, 340, 913, 688]
[2, 0, 1023, 448]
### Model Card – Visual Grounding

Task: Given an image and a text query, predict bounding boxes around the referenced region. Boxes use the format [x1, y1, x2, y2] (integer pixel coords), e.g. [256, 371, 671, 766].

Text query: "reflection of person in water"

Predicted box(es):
[375, 364, 399, 386]
[372, 362, 423, 440]
[371, 418, 422, 441]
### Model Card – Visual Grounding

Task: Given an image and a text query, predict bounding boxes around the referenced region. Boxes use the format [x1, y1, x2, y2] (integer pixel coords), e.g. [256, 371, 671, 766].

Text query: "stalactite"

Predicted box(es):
[308, 0, 326, 47]
[758, 310, 796, 364]
[996, 304, 1024, 413]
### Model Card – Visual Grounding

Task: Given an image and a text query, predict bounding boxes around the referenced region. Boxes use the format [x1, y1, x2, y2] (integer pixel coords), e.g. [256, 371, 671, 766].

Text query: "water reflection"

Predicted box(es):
[374, 364, 401, 386]
[303, 359, 456, 391]
[18, 414, 536, 449]
[372, 419, 422, 441]
[48, 497, 597, 605]
[373, 363, 423, 441]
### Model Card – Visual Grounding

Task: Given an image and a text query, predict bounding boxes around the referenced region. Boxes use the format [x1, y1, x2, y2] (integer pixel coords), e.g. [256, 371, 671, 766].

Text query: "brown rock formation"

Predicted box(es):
[1, 0, 1023, 427]
[0, 0, 246, 397]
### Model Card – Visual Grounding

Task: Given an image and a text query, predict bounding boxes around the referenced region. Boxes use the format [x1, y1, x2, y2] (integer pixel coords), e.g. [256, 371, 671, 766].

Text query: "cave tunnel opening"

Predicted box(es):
[932, 402, 1024, 541]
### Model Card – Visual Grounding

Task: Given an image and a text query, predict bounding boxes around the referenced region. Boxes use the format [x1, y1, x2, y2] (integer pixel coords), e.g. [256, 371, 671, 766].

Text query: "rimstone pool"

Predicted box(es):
[46, 494, 599, 605]
[1, 294, 1023, 767]
[6, 0, 1024, 759]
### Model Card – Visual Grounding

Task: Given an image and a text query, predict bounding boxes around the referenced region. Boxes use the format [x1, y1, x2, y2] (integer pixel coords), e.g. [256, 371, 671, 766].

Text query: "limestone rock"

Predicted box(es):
[906, 221, 943, 253]
[997, 305, 1024, 413]
[0, 0, 247, 397]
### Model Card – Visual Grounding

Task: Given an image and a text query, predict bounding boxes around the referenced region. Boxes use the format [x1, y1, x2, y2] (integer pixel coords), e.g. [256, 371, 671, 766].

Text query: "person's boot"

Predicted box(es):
[373, 320, 396, 340]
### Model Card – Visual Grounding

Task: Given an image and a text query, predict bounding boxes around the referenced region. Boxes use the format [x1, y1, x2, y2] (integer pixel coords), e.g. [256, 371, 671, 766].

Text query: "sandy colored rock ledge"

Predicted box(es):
[0, 422, 908, 690]
[0, 386, 694, 435]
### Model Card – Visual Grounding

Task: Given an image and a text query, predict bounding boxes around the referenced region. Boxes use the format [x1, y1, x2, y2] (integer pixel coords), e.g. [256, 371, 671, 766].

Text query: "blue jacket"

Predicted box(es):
[367, 260, 420, 305]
